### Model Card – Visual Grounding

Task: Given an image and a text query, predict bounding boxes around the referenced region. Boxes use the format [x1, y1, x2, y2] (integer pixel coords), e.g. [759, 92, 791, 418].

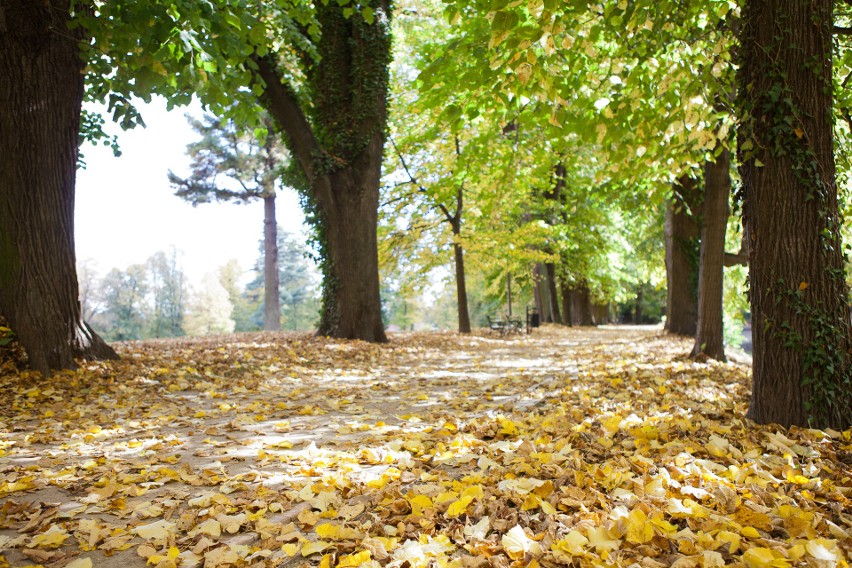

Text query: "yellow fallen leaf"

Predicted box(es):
[625, 508, 653, 544]
[281, 543, 299, 557]
[336, 550, 371, 567]
[407, 494, 433, 517]
[302, 540, 332, 556]
[743, 547, 789, 568]
[502, 525, 542, 560]
[445, 494, 474, 518]
[133, 519, 176, 542]
[29, 525, 70, 549]
[551, 530, 588, 557]
[64, 558, 93, 568]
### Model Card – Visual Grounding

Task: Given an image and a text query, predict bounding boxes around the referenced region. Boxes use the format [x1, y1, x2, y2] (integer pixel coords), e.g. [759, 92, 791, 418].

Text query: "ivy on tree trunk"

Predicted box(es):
[737, 0, 852, 428]
[254, 0, 391, 343]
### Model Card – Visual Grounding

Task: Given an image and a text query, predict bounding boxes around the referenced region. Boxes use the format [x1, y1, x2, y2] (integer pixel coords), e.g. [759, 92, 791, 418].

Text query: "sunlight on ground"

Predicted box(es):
[0, 326, 849, 568]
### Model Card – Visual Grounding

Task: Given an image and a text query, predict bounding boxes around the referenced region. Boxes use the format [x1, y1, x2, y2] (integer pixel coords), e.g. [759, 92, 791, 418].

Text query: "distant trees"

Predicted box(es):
[80, 238, 318, 341]
[170, 113, 289, 331]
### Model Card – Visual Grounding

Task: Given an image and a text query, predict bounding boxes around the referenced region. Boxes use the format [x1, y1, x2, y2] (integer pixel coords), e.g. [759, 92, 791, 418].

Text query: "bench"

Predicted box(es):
[487, 315, 524, 336]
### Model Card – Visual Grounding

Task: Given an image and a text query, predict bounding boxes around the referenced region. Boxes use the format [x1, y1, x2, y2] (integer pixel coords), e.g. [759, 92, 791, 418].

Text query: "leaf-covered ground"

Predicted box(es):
[0, 326, 850, 568]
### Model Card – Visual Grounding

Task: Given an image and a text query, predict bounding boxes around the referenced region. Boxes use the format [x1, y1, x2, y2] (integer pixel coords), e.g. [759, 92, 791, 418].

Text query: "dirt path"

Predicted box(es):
[3, 326, 846, 568]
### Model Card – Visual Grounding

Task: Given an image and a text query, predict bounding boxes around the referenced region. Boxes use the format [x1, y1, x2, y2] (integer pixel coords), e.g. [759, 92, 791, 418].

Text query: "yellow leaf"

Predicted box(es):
[64, 559, 93, 568]
[551, 531, 588, 556]
[743, 547, 789, 568]
[501, 525, 542, 560]
[281, 543, 299, 557]
[336, 550, 371, 567]
[407, 494, 433, 517]
[302, 541, 332, 556]
[625, 509, 653, 544]
[30, 525, 70, 549]
[741, 526, 760, 539]
[806, 539, 840, 562]
[445, 495, 474, 518]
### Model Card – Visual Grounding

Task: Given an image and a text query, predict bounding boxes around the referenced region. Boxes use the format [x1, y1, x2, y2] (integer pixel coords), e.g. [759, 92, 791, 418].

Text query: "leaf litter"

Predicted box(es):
[0, 326, 850, 568]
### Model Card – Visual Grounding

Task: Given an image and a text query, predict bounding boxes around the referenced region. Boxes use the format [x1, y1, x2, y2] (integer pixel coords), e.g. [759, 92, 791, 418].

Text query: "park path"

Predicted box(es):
[4, 326, 840, 568]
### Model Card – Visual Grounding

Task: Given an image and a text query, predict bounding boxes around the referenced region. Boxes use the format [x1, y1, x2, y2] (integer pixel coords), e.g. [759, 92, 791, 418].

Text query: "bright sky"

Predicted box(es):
[75, 97, 309, 288]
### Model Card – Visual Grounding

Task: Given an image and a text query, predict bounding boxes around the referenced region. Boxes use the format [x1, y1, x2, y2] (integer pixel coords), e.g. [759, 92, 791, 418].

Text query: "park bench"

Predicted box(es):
[487, 315, 524, 336]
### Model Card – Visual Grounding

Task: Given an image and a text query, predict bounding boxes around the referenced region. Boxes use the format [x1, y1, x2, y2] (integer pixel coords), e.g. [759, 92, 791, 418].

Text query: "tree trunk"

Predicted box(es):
[507, 273, 513, 318]
[451, 223, 471, 333]
[692, 150, 731, 361]
[533, 264, 551, 322]
[254, 0, 390, 343]
[0, 1, 117, 375]
[664, 176, 701, 336]
[570, 284, 593, 326]
[738, 0, 852, 428]
[315, 174, 387, 341]
[263, 194, 281, 331]
[545, 263, 562, 324]
[561, 281, 572, 327]
[635, 287, 644, 323]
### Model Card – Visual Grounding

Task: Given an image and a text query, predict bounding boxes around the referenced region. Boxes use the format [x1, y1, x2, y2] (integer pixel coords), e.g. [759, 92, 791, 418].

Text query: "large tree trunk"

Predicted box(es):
[254, 0, 390, 343]
[263, 194, 281, 331]
[570, 284, 593, 326]
[0, 1, 117, 375]
[452, 238, 471, 334]
[738, 0, 852, 428]
[664, 176, 701, 336]
[316, 174, 387, 341]
[691, 151, 731, 361]
[545, 263, 562, 324]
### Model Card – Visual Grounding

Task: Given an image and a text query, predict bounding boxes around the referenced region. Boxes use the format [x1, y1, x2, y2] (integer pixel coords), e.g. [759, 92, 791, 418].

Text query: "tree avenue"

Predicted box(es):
[2, 0, 851, 429]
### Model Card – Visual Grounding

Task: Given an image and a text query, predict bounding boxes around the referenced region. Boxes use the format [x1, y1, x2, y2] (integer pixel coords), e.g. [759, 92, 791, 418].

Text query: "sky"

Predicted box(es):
[75, 97, 309, 288]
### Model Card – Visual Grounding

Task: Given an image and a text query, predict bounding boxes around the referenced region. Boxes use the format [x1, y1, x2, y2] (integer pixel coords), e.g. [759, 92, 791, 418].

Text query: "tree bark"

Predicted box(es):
[451, 221, 471, 333]
[254, 1, 390, 343]
[0, 1, 117, 375]
[561, 280, 572, 327]
[533, 264, 552, 323]
[545, 263, 562, 324]
[263, 194, 281, 331]
[692, 150, 731, 361]
[570, 284, 593, 326]
[738, 0, 852, 428]
[664, 176, 701, 336]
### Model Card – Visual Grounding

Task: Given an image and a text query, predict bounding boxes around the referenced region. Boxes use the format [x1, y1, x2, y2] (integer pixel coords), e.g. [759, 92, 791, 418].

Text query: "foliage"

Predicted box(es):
[245, 230, 321, 331]
[0, 328, 849, 567]
[184, 273, 236, 336]
[169, 112, 289, 205]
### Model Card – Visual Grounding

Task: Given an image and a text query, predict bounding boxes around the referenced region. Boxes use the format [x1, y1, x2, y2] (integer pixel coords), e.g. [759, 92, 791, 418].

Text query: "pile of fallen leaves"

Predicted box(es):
[0, 326, 849, 568]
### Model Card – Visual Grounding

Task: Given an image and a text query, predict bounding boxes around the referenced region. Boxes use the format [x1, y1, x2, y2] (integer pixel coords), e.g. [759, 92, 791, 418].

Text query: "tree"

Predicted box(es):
[185, 272, 235, 336]
[170, 113, 288, 331]
[691, 150, 731, 361]
[246, 230, 320, 331]
[146, 249, 187, 338]
[0, 0, 117, 373]
[664, 177, 701, 336]
[218, 260, 260, 333]
[99, 264, 149, 342]
[254, 0, 392, 342]
[737, 0, 852, 428]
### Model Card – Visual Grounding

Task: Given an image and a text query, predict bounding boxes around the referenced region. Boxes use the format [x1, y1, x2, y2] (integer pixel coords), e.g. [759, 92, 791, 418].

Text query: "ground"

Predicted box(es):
[0, 326, 849, 568]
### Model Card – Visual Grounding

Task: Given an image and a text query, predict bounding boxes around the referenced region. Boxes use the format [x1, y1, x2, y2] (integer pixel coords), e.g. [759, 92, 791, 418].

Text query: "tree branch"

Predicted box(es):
[388, 135, 455, 224]
[834, 25, 852, 35]
[251, 54, 328, 205]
